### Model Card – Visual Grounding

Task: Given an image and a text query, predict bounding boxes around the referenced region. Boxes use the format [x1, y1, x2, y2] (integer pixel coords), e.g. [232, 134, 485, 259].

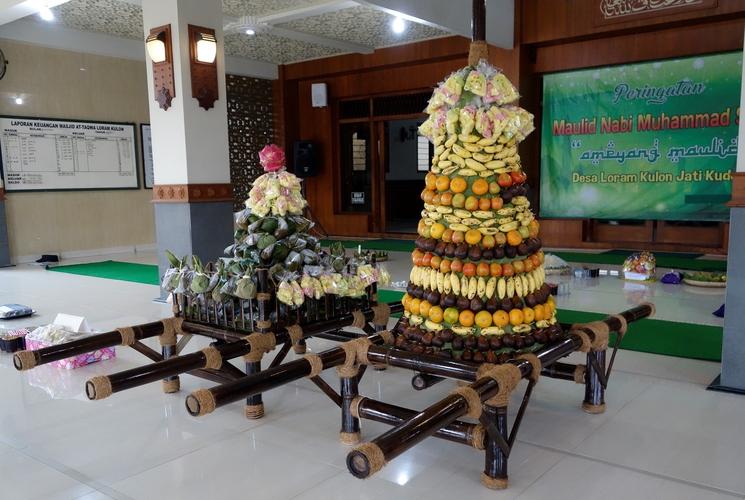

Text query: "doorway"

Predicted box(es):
[383, 118, 430, 234]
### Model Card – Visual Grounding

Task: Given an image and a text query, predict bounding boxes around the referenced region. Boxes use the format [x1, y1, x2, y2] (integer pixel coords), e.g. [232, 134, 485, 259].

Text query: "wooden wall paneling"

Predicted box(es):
[655, 221, 723, 247]
[522, 0, 745, 45]
[532, 17, 745, 73]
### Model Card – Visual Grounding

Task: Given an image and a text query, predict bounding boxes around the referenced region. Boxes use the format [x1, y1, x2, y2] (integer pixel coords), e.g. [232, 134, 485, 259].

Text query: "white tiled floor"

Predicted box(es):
[0, 251, 741, 500]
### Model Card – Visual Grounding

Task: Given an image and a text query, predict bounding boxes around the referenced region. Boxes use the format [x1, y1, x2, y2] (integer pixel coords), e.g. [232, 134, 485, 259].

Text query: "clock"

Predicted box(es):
[0, 48, 7, 80]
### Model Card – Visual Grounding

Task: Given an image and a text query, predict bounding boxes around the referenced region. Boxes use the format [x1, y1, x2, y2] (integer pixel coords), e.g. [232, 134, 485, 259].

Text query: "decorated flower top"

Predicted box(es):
[246, 144, 306, 217]
[418, 61, 534, 144]
[259, 143, 286, 172]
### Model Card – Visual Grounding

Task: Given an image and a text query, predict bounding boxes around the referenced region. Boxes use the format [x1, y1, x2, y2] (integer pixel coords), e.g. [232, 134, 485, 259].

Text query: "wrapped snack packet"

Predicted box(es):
[277, 280, 295, 306]
[440, 71, 465, 106]
[464, 69, 487, 97]
[459, 106, 477, 136]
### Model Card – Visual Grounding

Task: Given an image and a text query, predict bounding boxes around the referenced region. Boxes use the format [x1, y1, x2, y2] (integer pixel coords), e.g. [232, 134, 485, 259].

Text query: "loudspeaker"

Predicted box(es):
[293, 141, 317, 177]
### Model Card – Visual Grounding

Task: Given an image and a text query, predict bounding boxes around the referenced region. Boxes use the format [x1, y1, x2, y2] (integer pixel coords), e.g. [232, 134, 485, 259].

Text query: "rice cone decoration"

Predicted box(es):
[400, 59, 562, 363]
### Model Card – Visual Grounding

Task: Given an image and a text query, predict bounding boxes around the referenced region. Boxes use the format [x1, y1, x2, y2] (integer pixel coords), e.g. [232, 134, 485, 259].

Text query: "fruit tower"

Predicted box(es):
[399, 60, 562, 364]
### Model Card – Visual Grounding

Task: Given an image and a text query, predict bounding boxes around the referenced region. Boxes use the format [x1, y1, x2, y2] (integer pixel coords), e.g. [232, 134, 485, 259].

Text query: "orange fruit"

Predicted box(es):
[528, 220, 540, 238]
[464, 196, 479, 211]
[432, 193, 442, 205]
[429, 306, 444, 323]
[450, 177, 467, 193]
[537, 251, 545, 264]
[482, 235, 496, 249]
[409, 298, 421, 315]
[497, 172, 513, 188]
[419, 300, 432, 318]
[475, 310, 493, 328]
[440, 259, 451, 273]
[444, 307, 459, 324]
[422, 190, 435, 204]
[465, 229, 482, 245]
[430, 255, 442, 270]
[509, 308, 524, 326]
[507, 230, 523, 247]
[476, 262, 490, 277]
[513, 260, 525, 274]
[425, 173, 437, 190]
[421, 252, 432, 267]
[502, 263, 514, 277]
[459, 310, 475, 327]
[533, 304, 545, 322]
[490, 262, 502, 277]
[522, 307, 535, 324]
[430, 222, 446, 240]
[495, 232, 507, 246]
[472, 178, 489, 196]
[450, 259, 463, 273]
[478, 198, 491, 211]
[491, 197, 504, 210]
[530, 254, 541, 267]
[401, 293, 411, 310]
[442, 229, 454, 243]
[436, 175, 451, 192]
[523, 259, 534, 272]
[451, 230, 465, 244]
[462, 263, 476, 277]
[489, 181, 501, 194]
[493, 310, 510, 327]
[412, 249, 424, 266]
[440, 192, 453, 206]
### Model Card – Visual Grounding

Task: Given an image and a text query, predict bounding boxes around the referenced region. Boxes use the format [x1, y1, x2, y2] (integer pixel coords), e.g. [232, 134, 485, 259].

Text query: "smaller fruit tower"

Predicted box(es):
[399, 60, 562, 364]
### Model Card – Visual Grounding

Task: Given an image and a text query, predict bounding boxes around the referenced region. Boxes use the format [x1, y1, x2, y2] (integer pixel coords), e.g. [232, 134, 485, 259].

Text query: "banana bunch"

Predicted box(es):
[409, 265, 546, 302]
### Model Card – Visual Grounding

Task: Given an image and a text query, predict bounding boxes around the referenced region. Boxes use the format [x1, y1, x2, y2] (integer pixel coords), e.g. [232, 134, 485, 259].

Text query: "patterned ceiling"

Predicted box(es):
[41, 0, 448, 65]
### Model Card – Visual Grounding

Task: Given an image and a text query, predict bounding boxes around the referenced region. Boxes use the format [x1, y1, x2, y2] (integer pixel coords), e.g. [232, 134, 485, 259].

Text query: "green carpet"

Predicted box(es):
[322, 239, 725, 272]
[552, 251, 726, 272]
[48, 260, 160, 286]
[375, 288, 722, 361]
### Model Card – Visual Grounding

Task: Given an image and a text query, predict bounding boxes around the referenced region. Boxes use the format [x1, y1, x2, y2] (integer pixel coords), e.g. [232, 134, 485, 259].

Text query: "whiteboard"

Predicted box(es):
[140, 124, 154, 188]
[0, 116, 138, 191]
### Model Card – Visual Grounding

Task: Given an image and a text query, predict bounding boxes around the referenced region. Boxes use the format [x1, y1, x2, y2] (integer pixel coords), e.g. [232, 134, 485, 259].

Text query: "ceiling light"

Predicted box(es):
[391, 16, 405, 34]
[245, 28, 255, 35]
[39, 6, 54, 21]
[15, 97, 23, 105]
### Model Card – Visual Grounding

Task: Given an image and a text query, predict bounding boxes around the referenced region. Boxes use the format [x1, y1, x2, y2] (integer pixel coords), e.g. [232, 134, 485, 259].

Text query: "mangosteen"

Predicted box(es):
[482, 248, 494, 260]
[512, 295, 523, 308]
[502, 192, 513, 204]
[517, 243, 529, 256]
[498, 353, 512, 364]
[435, 241, 447, 256]
[412, 287, 425, 300]
[473, 351, 485, 363]
[485, 350, 498, 363]
[443, 293, 457, 308]
[461, 349, 473, 362]
[426, 290, 441, 306]
[415, 236, 427, 250]
[502, 334, 515, 347]
[477, 336, 490, 352]
[525, 293, 537, 308]
[452, 336, 464, 350]
[470, 297, 484, 313]
[454, 243, 468, 259]
[533, 329, 548, 343]
[421, 332, 434, 346]
[456, 296, 471, 311]
[423, 238, 437, 252]
[468, 245, 482, 261]
[486, 297, 499, 313]
[489, 336, 503, 350]
[406, 282, 416, 295]
[431, 336, 444, 348]
[514, 336, 525, 349]
[464, 335, 477, 350]
[523, 334, 535, 347]
[494, 246, 505, 259]
[505, 245, 517, 258]
[440, 329, 454, 342]
[412, 344, 425, 354]
[444, 243, 456, 258]
[395, 336, 407, 348]
[500, 298, 514, 312]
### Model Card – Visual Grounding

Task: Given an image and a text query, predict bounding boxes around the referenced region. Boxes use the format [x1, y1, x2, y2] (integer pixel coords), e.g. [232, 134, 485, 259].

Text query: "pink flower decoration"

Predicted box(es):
[259, 144, 286, 172]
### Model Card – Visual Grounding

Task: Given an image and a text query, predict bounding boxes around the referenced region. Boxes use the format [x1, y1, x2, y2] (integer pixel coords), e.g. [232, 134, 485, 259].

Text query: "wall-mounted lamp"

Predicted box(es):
[188, 25, 219, 110]
[145, 24, 175, 110]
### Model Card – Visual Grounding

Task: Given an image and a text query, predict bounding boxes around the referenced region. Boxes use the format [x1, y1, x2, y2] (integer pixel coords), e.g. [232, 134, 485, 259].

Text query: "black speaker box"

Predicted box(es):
[293, 141, 317, 177]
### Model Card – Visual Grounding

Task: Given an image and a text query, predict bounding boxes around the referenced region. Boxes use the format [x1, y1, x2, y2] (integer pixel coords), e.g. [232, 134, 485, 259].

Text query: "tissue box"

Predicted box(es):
[24, 338, 115, 370]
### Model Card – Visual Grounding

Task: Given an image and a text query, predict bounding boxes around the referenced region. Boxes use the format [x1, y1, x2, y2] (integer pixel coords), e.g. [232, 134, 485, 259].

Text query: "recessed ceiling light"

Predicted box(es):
[39, 7, 54, 22]
[245, 28, 256, 35]
[391, 16, 405, 34]
[15, 97, 23, 105]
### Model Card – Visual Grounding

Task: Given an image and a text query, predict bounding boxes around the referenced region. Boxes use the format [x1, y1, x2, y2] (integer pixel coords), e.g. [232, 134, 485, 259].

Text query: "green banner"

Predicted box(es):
[540, 52, 741, 221]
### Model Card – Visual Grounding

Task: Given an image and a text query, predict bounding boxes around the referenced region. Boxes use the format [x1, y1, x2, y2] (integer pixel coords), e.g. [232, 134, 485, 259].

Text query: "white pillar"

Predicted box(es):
[142, 0, 234, 277]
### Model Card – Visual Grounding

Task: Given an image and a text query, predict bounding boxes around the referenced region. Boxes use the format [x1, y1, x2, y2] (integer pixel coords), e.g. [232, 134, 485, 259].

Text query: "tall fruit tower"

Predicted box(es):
[399, 25, 561, 364]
